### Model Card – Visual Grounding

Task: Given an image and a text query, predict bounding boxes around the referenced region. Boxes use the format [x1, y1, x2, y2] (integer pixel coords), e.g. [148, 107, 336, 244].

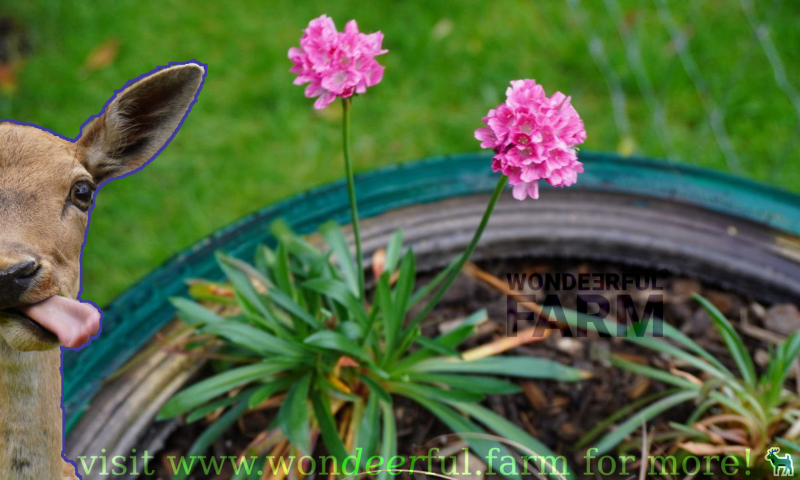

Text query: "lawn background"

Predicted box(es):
[2, 0, 799, 306]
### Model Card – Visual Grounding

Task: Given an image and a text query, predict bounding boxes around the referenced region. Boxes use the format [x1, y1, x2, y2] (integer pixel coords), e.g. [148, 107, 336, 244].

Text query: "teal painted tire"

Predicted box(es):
[63, 152, 800, 434]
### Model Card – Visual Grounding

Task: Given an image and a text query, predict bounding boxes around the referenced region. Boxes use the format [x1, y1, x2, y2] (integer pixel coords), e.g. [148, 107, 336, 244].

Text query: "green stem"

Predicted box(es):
[407, 176, 508, 333]
[342, 97, 365, 300]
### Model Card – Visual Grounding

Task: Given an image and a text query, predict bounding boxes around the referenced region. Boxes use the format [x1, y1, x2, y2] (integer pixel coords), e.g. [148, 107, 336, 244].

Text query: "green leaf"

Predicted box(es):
[203, 321, 305, 358]
[286, 236, 325, 263]
[253, 244, 275, 274]
[186, 388, 256, 424]
[304, 331, 371, 363]
[384, 229, 404, 274]
[409, 258, 460, 308]
[248, 377, 296, 409]
[393, 251, 416, 316]
[575, 389, 679, 449]
[784, 330, 800, 366]
[436, 309, 488, 348]
[694, 294, 757, 387]
[409, 356, 590, 382]
[255, 244, 275, 278]
[626, 335, 730, 382]
[317, 375, 361, 402]
[649, 321, 730, 375]
[357, 394, 380, 467]
[172, 400, 249, 480]
[171, 297, 225, 326]
[609, 355, 699, 390]
[392, 307, 485, 369]
[764, 330, 800, 406]
[391, 381, 484, 403]
[241, 308, 293, 340]
[268, 219, 296, 241]
[686, 398, 720, 425]
[667, 422, 711, 442]
[340, 320, 364, 341]
[302, 277, 368, 327]
[377, 400, 397, 480]
[389, 326, 423, 369]
[376, 273, 398, 355]
[217, 253, 273, 319]
[707, 391, 761, 422]
[274, 242, 295, 298]
[303, 277, 356, 305]
[267, 286, 318, 328]
[321, 221, 359, 297]
[361, 301, 380, 347]
[777, 437, 800, 454]
[393, 310, 487, 371]
[408, 373, 521, 394]
[278, 372, 312, 454]
[361, 375, 392, 404]
[452, 401, 575, 479]
[548, 304, 731, 377]
[392, 383, 521, 480]
[592, 390, 697, 454]
[413, 336, 460, 356]
[270, 220, 324, 262]
[312, 393, 349, 462]
[158, 361, 292, 419]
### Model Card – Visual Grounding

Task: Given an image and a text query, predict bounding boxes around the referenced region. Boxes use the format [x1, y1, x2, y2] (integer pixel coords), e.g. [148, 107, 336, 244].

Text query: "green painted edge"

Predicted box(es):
[63, 151, 800, 433]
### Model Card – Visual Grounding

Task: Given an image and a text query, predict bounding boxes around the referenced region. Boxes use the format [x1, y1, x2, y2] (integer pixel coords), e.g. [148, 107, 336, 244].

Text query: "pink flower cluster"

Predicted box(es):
[289, 15, 388, 109]
[475, 80, 587, 200]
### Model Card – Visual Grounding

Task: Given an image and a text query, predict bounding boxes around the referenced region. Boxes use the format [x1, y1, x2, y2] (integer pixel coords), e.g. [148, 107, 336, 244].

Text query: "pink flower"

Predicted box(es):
[475, 80, 586, 200]
[289, 15, 388, 109]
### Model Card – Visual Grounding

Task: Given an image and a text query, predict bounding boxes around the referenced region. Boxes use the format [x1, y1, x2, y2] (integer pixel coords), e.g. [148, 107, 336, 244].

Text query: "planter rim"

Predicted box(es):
[63, 151, 800, 433]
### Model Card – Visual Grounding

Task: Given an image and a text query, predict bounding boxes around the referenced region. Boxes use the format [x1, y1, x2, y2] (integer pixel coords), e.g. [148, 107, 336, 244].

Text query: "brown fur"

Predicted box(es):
[0, 64, 203, 479]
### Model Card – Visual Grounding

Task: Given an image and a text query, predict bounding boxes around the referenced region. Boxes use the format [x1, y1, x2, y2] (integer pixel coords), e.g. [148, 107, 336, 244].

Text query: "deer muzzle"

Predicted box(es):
[0, 248, 100, 350]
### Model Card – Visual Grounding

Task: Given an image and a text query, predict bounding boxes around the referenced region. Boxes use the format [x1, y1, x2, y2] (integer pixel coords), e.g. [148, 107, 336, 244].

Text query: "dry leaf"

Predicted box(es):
[625, 375, 651, 399]
[84, 38, 120, 72]
[678, 442, 749, 456]
[372, 248, 386, 279]
[520, 381, 547, 410]
[0, 63, 18, 94]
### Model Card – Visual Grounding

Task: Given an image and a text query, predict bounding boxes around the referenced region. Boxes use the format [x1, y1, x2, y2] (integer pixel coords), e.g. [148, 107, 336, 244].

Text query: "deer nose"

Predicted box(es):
[0, 259, 40, 308]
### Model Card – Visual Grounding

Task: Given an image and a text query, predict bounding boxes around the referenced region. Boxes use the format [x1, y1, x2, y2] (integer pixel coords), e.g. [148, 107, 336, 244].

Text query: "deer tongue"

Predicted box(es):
[20, 296, 101, 348]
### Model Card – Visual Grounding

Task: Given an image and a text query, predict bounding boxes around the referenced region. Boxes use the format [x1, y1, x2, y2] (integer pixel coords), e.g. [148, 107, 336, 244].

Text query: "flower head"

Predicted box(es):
[289, 15, 388, 109]
[475, 80, 586, 200]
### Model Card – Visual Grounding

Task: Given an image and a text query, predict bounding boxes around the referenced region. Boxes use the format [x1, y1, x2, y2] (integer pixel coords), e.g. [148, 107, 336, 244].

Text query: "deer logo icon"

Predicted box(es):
[766, 447, 794, 477]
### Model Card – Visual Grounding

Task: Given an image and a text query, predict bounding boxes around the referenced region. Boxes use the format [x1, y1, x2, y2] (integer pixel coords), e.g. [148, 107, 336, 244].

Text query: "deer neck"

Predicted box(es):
[0, 339, 64, 479]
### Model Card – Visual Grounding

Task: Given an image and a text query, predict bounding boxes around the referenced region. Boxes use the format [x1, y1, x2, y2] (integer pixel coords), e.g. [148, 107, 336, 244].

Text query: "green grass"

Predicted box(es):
[3, 0, 800, 306]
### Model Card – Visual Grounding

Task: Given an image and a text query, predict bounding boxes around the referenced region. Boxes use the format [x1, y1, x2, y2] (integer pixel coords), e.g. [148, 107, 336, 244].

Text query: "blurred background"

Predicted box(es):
[1, 0, 798, 306]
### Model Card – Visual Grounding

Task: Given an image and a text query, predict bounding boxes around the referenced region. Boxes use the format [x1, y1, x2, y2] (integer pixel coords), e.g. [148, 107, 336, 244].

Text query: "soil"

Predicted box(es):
[143, 260, 798, 480]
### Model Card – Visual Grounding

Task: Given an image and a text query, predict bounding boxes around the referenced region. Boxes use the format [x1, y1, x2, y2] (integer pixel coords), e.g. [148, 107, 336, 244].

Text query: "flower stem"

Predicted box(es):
[342, 97, 365, 300]
[409, 175, 508, 330]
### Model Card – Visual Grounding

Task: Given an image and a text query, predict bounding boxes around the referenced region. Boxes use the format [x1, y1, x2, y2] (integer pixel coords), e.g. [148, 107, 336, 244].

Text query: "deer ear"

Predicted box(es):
[78, 63, 204, 184]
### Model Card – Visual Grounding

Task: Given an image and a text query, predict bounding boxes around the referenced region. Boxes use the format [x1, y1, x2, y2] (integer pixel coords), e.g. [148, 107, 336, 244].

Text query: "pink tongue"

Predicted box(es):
[20, 296, 101, 348]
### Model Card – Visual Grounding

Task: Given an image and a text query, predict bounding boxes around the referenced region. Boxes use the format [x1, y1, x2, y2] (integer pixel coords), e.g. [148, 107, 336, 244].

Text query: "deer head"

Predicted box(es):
[0, 63, 205, 352]
[767, 448, 780, 458]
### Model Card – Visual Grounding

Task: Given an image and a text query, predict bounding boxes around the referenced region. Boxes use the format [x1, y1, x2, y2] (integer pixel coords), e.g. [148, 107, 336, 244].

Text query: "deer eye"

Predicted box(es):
[69, 181, 95, 211]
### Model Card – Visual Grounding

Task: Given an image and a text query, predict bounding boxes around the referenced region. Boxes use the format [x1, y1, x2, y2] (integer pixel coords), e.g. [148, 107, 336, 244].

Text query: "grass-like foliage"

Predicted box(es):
[158, 221, 587, 480]
[578, 294, 800, 471]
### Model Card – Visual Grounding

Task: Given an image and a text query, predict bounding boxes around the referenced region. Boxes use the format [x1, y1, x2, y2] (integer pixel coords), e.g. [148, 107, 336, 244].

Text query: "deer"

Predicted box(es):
[0, 62, 205, 479]
[766, 447, 794, 477]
